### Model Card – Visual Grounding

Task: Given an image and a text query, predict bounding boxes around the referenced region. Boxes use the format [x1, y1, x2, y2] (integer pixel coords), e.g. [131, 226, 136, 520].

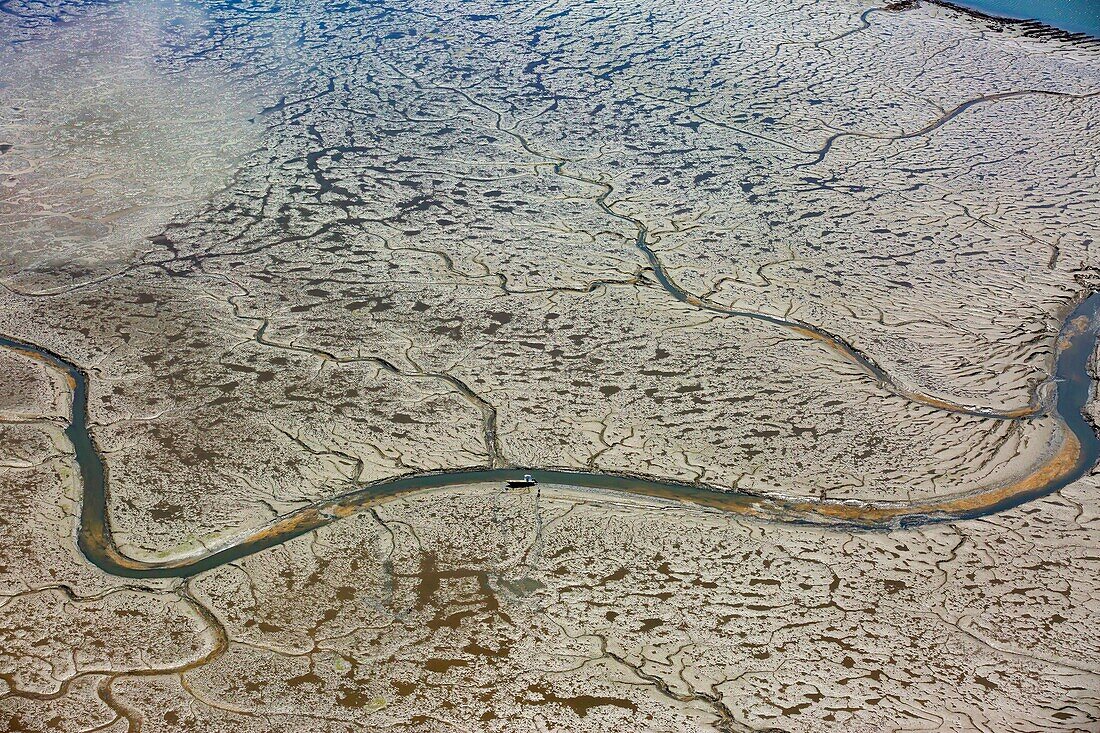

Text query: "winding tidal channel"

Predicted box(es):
[1, 293, 1099, 579]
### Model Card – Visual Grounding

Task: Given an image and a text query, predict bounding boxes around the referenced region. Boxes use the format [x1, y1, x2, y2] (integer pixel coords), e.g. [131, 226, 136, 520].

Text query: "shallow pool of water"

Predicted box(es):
[946, 0, 1100, 37]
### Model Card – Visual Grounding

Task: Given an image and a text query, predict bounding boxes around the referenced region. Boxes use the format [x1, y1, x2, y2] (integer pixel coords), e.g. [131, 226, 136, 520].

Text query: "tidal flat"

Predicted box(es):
[1, 0, 1099, 730]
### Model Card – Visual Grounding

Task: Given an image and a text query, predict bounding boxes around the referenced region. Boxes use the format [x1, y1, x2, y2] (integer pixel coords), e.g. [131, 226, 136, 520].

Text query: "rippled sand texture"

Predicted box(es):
[1, 0, 1099, 730]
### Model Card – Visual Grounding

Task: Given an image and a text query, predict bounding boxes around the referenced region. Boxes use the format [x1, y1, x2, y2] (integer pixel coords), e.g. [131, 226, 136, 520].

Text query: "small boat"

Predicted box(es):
[506, 474, 537, 488]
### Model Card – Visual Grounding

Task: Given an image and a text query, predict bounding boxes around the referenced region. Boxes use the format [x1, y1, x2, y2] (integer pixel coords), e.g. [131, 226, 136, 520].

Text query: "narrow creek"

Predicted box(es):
[0, 290, 1097, 579]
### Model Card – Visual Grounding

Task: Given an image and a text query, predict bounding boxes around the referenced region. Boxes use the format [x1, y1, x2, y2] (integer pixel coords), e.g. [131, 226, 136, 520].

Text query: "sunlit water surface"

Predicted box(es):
[947, 0, 1100, 37]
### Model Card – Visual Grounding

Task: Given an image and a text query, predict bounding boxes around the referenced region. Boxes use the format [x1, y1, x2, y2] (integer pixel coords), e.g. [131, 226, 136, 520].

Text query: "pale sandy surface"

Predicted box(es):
[2, 431, 1099, 730]
[1, 0, 1099, 729]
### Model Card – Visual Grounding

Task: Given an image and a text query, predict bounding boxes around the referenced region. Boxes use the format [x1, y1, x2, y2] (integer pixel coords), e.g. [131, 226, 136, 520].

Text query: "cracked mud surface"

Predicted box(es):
[1, 0, 1099, 730]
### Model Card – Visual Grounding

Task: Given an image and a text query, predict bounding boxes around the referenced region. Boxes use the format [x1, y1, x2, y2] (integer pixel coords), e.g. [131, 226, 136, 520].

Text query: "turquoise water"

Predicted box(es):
[948, 0, 1100, 37]
[4, 290, 1100, 578]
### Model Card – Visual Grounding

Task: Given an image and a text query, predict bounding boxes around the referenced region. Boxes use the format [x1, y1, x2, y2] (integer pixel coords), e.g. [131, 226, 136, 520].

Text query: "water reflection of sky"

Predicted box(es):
[4, 0, 1099, 44]
[942, 0, 1100, 36]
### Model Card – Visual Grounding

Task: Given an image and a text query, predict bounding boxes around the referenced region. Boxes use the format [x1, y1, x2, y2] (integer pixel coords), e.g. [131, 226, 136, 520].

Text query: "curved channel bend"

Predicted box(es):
[1, 293, 1098, 579]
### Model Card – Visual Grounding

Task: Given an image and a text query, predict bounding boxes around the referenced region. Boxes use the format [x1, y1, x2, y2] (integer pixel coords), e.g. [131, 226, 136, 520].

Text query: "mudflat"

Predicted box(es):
[1, 1, 1099, 731]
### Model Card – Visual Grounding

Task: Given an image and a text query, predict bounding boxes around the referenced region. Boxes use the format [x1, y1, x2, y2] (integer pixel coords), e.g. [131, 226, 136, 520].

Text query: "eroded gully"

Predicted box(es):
[0, 286, 1097, 578]
[2, 85, 1098, 577]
